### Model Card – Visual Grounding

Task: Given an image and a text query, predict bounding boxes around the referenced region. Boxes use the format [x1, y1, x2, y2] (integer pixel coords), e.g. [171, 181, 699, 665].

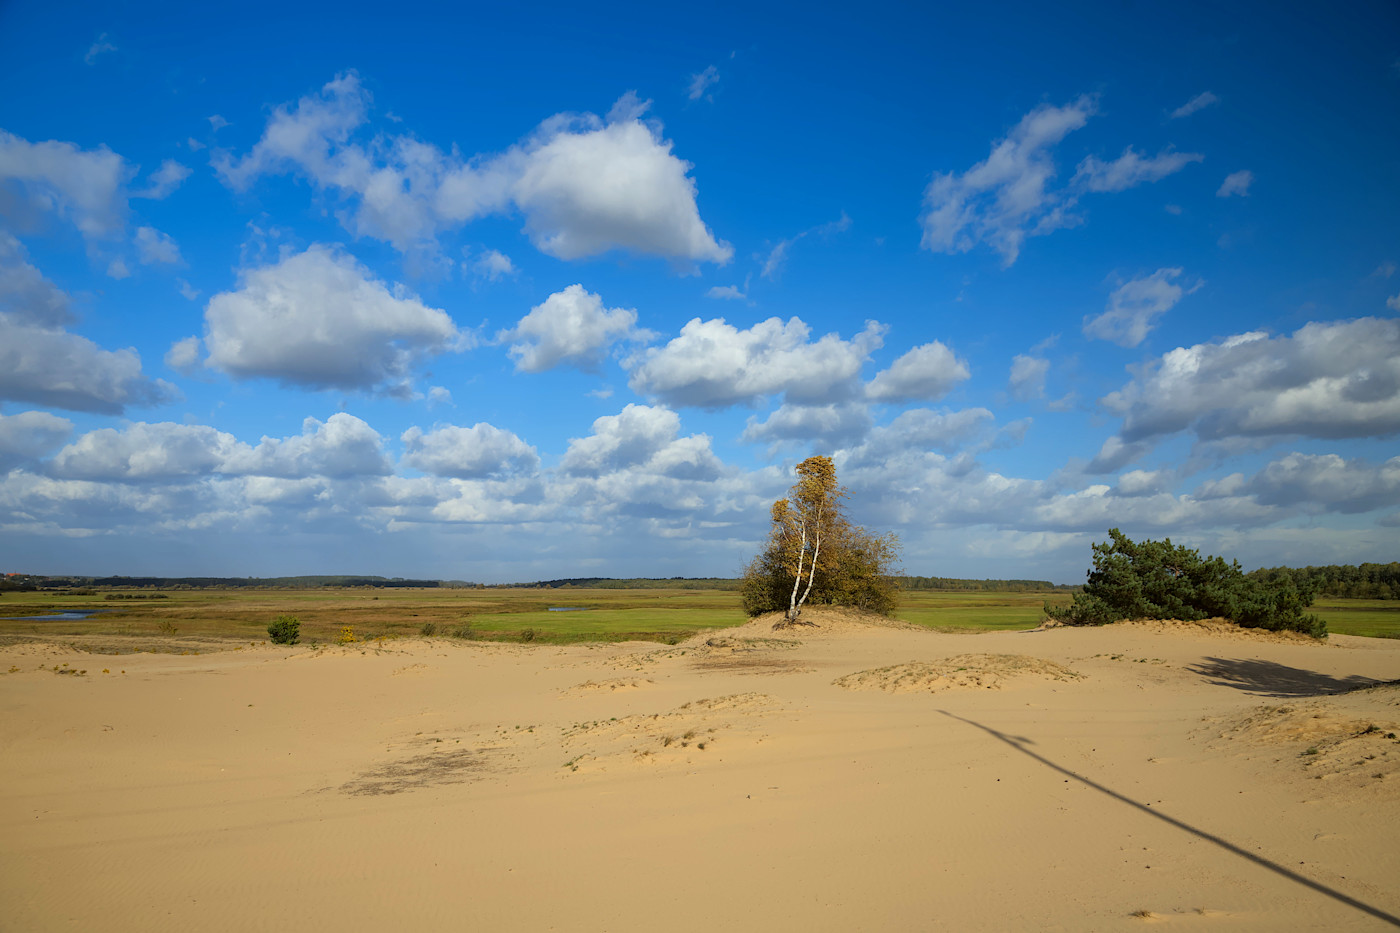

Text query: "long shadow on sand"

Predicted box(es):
[940, 709, 1400, 928]
[1187, 657, 1383, 698]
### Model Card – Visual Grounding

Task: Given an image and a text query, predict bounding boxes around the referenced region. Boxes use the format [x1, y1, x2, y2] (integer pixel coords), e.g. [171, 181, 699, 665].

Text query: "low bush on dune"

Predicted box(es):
[1046, 529, 1325, 637]
[267, 615, 301, 645]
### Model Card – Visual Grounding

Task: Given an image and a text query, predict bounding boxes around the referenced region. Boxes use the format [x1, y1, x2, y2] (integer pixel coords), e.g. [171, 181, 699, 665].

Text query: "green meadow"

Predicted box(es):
[0, 585, 1394, 649]
[1310, 597, 1400, 638]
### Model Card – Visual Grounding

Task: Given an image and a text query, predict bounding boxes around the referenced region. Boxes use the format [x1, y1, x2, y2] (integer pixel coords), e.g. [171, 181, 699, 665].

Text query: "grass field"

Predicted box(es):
[0, 586, 747, 647]
[894, 590, 1068, 632]
[1310, 597, 1400, 638]
[0, 586, 1394, 649]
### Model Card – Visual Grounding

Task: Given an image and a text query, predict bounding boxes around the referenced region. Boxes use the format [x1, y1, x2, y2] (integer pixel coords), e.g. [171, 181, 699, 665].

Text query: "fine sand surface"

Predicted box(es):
[3, 611, 1399, 932]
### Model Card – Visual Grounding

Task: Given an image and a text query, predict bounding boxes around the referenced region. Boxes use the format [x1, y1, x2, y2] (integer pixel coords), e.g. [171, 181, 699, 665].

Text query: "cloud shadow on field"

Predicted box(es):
[1187, 657, 1384, 698]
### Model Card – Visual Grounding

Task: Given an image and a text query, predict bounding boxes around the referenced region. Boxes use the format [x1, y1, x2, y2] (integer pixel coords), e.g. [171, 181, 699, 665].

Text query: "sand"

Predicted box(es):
[2, 611, 1399, 931]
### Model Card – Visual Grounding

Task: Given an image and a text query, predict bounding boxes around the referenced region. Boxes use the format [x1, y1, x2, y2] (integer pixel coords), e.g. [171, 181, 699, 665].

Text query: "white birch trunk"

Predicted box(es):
[794, 503, 823, 618]
[787, 520, 807, 620]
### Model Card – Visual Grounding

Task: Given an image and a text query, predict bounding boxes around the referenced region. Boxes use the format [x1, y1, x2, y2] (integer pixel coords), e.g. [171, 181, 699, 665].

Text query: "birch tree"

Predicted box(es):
[742, 456, 900, 625]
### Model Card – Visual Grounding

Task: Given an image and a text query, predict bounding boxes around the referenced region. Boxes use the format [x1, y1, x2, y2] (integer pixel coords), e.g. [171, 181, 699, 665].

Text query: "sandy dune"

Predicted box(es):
[2, 611, 1398, 931]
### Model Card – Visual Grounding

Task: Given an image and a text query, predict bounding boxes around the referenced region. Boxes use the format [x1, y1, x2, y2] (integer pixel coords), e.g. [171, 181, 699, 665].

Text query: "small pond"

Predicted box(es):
[3, 609, 111, 622]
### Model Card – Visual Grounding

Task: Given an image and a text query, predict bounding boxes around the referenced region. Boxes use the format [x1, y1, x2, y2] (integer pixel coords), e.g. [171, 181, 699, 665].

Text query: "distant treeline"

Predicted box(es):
[901, 576, 1074, 592]
[6, 575, 444, 590]
[519, 577, 741, 590]
[1248, 563, 1400, 600]
[2, 573, 1085, 593]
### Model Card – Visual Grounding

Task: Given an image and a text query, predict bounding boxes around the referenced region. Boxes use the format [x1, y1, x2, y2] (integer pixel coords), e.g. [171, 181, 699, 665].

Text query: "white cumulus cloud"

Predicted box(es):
[866, 341, 970, 403]
[1241, 452, 1400, 513]
[499, 284, 645, 373]
[0, 411, 73, 471]
[1112, 468, 1175, 497]
[135, 226, 181, 265]
[203, 244, 463, 393]
[0, 129, 130, 239]
[741, 402, 874, 449]
[0, 317, 174, 414]
[510, 93, 732, 263]
[135, 159, 191, 200]
[215, 74, 730, 264]
[401, 423, 539, 479]
[469, 248, 516, 281]
[556, 405, 725, 491]
[560, 404, 684, 476]
[1008, 354, 1049, 400]
[223, 413, 393, 478]
[0, 232, 74, 327]
[50, 422, 242, 481]
[629, 317, 885, 409]
[1103, 317, 1400, 443]
[165, 336, 201, 375]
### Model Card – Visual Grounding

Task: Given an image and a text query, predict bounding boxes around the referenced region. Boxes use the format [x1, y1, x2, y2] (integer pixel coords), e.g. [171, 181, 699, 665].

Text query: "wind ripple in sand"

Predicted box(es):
[560, 677, 654, 696]
[834, 654, 1082, 693]
[560, 693, 779, 773]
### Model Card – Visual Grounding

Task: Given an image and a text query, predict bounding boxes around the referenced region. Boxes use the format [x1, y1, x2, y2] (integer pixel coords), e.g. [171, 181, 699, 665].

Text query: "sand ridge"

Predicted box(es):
[833, 652, 1083, 692]
[3, 607, 1399, 931]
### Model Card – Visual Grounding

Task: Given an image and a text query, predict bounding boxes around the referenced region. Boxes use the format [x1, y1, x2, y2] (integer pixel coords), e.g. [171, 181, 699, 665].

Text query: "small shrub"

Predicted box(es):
[520, 628, 537, 643]
[450, 623, 474, 639]
[267, 615, 300, 645]
[157, 619, 179, 636]
[419, 621, 438, 637]
[336, 626, 357, 644]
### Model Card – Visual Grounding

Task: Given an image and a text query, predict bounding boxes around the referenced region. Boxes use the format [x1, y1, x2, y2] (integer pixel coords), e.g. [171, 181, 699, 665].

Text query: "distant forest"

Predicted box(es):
[0, 574, 444, 591]
[496, 576, 1077, 591]
[5, 573, 1071, 593]
[4, 566, 1395, 598]
[520, 577, 739, 590]
[900, 577, 1073, 592]
[1248, 563, 1400, 600]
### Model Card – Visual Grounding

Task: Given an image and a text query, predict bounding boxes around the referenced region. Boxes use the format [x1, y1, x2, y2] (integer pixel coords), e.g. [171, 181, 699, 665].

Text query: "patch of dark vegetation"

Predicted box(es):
[1048, 529, 1325, 637]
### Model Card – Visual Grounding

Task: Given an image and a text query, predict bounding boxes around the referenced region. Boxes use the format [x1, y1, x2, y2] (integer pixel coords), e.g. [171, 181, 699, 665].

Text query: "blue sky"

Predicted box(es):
[1, 1, 1397, 582]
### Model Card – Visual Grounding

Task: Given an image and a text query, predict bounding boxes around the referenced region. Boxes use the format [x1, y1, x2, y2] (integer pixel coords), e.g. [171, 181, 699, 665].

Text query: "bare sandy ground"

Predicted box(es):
[2, 610, 1398, 932]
